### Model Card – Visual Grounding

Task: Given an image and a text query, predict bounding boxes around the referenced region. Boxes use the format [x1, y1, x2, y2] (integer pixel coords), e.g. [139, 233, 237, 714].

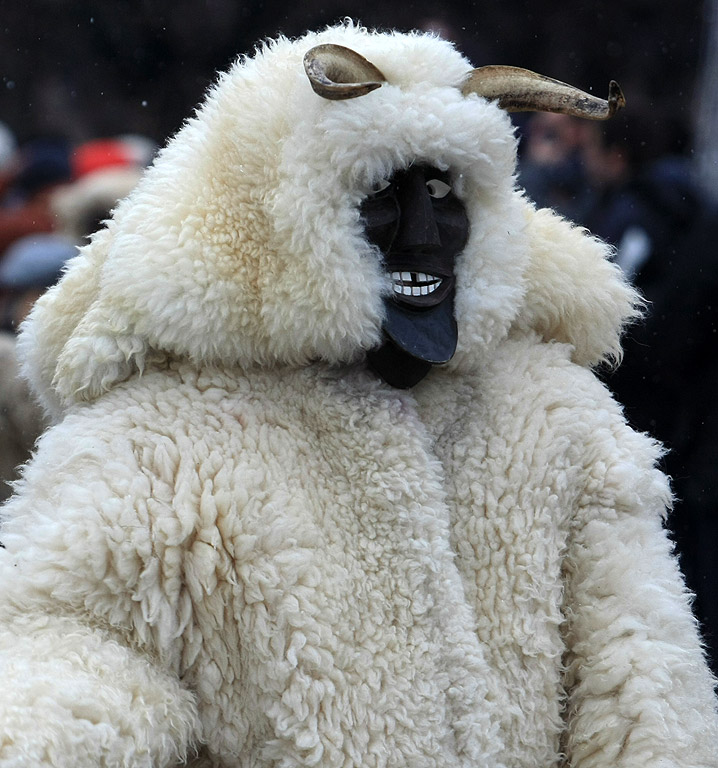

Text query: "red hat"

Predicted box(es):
[71, 139, 136, 178]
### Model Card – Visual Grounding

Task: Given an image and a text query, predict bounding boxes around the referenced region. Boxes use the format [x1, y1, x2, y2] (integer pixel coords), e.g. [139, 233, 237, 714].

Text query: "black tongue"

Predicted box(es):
[365, 294, 458, 389]
[382, 294, 457, 363]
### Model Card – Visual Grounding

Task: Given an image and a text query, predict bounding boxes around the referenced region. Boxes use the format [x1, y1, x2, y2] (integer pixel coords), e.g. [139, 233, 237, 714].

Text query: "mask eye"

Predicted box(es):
[371, 178, 392, 194]
[426, 178, 452, 199]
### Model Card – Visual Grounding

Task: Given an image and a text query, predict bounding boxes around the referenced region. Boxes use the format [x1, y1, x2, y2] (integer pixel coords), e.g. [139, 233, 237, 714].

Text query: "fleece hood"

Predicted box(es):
[18, 23, 639, 420]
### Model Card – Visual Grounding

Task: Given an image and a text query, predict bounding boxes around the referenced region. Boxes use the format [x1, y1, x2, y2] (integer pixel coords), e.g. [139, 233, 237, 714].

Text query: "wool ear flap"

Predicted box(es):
[18, 242, 103, 421]
[513, 203, 643, 368]
[18, 227, 153, 421]
[51, 303, 152, 409]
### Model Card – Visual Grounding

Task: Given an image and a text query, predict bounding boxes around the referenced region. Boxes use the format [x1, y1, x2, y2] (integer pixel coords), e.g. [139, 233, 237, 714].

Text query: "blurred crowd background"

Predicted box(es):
[1, 0, 717, 675]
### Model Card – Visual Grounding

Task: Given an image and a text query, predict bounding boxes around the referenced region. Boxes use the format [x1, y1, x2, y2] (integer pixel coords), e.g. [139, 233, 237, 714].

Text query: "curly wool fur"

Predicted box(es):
[2, 22, 717, 768]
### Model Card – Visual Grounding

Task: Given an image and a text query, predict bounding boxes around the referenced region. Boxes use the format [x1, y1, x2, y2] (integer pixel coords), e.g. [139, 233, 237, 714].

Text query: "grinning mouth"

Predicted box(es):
[390, 271, 443, 297]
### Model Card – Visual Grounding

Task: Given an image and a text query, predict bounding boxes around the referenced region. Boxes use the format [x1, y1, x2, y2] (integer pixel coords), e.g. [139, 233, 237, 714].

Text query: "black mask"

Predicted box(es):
[360, 165, 469, 388]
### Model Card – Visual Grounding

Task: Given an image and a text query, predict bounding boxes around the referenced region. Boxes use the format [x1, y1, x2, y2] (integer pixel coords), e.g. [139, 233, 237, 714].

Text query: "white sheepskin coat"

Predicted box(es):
[1, 24, 717, 768]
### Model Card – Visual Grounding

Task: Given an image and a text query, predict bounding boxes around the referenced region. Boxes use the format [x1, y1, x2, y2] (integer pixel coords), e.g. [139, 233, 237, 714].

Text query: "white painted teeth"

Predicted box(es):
[390, 271, 443, 296]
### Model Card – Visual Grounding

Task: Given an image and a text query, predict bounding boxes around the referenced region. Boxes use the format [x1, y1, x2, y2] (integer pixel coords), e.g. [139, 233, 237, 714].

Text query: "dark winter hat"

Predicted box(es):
[14, 138, 72, 196]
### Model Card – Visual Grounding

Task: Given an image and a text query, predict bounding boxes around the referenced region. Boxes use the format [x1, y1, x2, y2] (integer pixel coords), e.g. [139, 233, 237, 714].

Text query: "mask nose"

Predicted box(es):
[392, 167, 441, 252]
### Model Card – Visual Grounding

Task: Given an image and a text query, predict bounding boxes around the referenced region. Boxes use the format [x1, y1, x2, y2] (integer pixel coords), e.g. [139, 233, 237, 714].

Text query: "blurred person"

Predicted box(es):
[70, 135, 157, 179]
[0, 134, 154, 262]
[0, 234, 76, 332]
[0, 166, 144, 331]
[0, 332, 45, 502]
[0, 122, 16, 169]
[580, 110, 718, 677]
[0, 165, 143, 500]
[580, 112, 696, 279]
[52, 164, 145, 242]
[0, 136, 72, 257]
[518, 111, 594, 222]
[0, 121, 18, 201]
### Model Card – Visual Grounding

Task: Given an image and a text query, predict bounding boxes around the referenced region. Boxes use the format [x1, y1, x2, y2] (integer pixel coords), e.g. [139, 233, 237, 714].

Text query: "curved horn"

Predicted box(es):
[303, 44, 386, 100]
[462, 65, 625, 120]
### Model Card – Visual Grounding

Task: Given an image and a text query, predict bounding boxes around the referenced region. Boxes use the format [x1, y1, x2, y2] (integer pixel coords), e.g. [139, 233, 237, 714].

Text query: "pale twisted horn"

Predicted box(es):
[462, 65, 625, 120]
[303, 44, 387, 100]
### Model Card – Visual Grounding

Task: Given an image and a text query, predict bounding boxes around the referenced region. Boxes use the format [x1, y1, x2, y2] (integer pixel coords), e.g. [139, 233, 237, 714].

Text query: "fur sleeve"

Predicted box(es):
[561, 419, 718, 767]
[0, 615, 198, 767]
[0, 413, 201, 767]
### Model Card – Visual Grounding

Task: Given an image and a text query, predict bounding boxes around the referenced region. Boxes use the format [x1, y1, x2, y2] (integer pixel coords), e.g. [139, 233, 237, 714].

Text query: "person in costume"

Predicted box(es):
[0, 24, 716, 768]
